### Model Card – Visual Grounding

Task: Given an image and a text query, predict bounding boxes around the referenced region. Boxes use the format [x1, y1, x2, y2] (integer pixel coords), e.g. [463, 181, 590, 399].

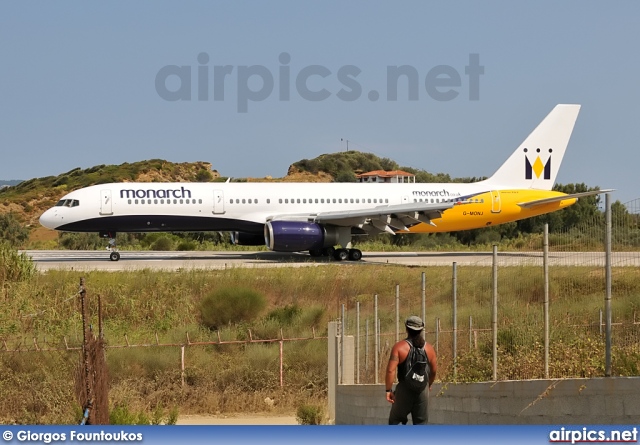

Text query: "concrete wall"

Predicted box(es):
[335, 377, 640, 424]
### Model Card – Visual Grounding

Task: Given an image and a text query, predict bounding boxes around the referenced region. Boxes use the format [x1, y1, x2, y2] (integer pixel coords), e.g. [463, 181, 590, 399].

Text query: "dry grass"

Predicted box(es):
[1, 264, 640, 423]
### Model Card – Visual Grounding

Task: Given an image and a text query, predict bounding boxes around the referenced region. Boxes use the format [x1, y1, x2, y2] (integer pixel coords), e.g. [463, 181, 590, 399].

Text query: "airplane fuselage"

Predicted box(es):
[40, 181, 576, 235]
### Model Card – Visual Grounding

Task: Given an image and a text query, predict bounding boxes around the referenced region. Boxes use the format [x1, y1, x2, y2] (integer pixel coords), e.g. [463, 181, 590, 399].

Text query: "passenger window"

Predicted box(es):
[303, 199, 307, 204]
[285, 199, 289, 204]
[128, 199, 131, 204]
[242, 199, 246, 204]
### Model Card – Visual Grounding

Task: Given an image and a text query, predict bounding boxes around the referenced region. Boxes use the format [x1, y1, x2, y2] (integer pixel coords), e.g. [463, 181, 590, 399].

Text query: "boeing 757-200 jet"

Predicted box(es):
[39, 104, 609, 261]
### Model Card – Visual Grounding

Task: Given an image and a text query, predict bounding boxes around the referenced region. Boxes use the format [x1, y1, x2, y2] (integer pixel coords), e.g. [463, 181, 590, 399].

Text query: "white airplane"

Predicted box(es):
[40, 104, 609, 261]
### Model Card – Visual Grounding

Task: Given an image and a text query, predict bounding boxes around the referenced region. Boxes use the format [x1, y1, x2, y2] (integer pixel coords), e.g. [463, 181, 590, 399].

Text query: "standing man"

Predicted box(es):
[385, 315, 437, 425]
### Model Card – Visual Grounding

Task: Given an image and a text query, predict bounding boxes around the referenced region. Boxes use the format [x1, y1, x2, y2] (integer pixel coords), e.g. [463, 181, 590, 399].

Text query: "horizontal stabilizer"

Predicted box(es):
[517, 189, 614, 209]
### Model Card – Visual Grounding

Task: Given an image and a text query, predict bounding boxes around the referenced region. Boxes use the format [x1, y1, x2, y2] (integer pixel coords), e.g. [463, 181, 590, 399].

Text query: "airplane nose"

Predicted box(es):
[39, 208, 58, 229]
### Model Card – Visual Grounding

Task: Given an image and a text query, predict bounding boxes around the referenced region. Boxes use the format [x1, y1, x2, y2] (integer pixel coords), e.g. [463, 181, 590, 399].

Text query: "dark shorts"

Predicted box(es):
[388, 381, 428, 425]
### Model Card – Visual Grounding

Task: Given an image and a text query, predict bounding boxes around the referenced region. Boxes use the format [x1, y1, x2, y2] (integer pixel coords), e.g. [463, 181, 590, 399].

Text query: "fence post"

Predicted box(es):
[279, 340, 284, 387]
[374, 294, 379, 385]
[544, 223, 549, 379]
[365, 318, 369, 375]
[492, 244, 498, 381]
[421, 272, 426, 328]
[356, 301, 360, 384]
[435, 317, 440, 356]
[452, 262, 457, 380]
[605, 193, 612, 377]
[599, 309, 603, 336]
[327, 321, 339, 424]
[340, 304, 345, 384]
[79, 277, 93, 423]
[181, 345, 185, 387]
[395, 284, 400, 343]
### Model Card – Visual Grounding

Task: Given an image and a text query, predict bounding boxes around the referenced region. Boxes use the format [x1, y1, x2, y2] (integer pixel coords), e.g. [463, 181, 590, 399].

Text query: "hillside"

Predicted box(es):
[0, 151, 426, 227]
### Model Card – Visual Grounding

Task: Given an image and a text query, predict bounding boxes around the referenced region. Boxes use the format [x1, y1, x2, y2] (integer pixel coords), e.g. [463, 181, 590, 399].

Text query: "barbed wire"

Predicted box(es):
[0, 329, 327, 353]
[20, 291, 80, 319]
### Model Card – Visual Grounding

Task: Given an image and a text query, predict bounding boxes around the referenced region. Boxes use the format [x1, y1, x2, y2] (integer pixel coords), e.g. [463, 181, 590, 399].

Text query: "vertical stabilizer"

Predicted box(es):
[482, 104, 581, 190]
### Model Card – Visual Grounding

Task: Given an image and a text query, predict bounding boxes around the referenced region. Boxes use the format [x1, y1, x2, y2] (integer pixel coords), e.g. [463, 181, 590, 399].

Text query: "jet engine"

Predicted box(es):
[264, 221, 339, 252]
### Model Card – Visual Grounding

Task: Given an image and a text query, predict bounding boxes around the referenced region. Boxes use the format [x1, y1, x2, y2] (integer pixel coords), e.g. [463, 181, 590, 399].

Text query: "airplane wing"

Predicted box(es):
[517, 189, 615, 209]
[269, 201, 459, 234]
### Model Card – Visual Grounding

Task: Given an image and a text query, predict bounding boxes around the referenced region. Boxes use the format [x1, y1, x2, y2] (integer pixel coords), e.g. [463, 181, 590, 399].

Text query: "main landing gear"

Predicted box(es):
[309, 247, 363, 261]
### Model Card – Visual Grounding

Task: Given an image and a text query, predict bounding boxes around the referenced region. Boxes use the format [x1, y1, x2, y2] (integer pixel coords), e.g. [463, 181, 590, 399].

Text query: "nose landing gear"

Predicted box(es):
[100, 231, 120, 261]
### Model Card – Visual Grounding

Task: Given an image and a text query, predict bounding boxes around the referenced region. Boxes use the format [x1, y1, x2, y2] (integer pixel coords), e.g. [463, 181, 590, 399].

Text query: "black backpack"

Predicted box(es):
[403, 339, 430, 392]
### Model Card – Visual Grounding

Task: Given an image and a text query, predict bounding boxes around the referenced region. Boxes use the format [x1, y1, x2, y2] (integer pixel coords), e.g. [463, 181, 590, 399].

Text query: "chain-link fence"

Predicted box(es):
[338, 195, 640, 384]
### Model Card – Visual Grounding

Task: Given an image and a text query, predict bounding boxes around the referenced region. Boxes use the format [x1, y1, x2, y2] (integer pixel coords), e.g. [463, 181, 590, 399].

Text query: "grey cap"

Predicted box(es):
[405, 315, 424, 331]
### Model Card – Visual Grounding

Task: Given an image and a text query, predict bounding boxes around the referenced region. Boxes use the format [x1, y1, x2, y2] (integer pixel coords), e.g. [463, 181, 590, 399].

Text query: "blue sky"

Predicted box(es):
[1, 1, 638, 204]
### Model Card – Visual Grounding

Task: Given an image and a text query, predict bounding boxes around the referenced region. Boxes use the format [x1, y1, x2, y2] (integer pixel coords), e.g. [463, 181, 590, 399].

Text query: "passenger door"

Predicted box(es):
[100, 189, 113, 215]
[213, 190, 225, 214]
[491, 190, 501, 213]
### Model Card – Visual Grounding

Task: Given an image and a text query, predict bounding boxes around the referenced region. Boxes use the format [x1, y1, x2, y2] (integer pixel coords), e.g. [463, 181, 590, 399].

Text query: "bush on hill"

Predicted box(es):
[199, 287, 267, 330]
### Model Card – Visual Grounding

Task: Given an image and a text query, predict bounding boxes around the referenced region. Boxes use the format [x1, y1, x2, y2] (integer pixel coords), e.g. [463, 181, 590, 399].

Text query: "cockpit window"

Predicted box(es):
[54, 199, 80, 208]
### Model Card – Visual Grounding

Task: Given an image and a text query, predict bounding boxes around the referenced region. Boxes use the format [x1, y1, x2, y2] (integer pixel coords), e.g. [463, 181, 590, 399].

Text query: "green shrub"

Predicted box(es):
[195, 169, 213, 182]
[199, 287, 266, 329]
[109, 404, 175, 425]
[109, 405, 139, 425]
[0, 242, 35, 282]
[176, 240, 198, 251]
[267, 304, 301, 324]
[59, 232, 103, 250]
[151, 236, 173, 251]
[296, 404, 324, 425]
[0, 213, 29, 248]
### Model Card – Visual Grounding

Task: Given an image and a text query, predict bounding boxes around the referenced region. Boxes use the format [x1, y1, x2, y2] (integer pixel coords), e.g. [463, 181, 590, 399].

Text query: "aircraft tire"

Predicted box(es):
[333, 249, 349, 261]
[348, 249, 362, 261]
[309, 248, 323, 257]
[322, 246, 336, 257]
[110, 251, 121, 262]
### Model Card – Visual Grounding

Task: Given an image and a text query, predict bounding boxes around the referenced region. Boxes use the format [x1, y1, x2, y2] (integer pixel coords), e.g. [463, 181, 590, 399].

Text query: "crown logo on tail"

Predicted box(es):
[524, 148, 552, 180]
